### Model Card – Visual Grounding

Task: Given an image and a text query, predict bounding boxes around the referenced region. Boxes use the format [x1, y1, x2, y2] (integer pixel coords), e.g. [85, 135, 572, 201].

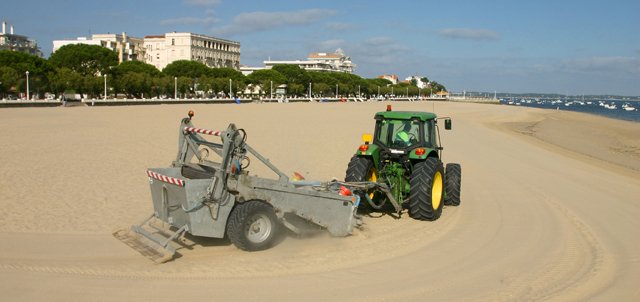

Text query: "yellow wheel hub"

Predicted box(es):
[431, 171, 443, 209]
[367, 168, 377, 199]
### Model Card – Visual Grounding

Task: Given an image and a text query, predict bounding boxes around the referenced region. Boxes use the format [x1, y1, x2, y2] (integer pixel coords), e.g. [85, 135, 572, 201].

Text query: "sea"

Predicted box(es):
[499, 98, 640, 122]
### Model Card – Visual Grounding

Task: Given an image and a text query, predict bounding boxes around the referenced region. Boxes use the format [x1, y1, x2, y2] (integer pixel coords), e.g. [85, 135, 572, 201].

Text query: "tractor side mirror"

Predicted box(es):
[444, 119, 452, 130]
[362, 133, 373, 144]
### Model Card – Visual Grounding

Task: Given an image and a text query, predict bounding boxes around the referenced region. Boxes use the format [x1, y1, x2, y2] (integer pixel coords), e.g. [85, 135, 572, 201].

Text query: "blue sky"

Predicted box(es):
[4, 0, 640, 95]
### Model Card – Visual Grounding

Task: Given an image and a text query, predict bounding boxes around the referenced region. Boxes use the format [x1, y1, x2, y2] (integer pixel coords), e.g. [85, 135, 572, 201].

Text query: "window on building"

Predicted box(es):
[171, 39, 175, 46]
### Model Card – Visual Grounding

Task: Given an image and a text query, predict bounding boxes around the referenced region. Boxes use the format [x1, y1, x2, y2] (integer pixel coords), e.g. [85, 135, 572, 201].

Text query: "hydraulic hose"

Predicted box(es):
[363, 192, 387, 210]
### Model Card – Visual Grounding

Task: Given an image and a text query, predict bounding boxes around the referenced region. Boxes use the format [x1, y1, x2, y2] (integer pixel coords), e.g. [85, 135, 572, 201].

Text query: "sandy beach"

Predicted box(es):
[1, 101, 639, 301]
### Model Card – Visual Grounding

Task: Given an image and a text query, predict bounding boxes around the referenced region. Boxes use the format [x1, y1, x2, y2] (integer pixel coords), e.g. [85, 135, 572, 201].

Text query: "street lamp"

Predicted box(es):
[193, 78, 198, 98]
[406, 87, 408, 97]
[174, 77, 177, 99]
[103, 74, 107, 100]
[270, 80, 273, 99]
[336, 84, 338, 97]
[25, 71, 29, 101]
[358, 85, 360, 97]
[229, 78, 232, 98]
[377, 85, 380, 96]
[308, 82, 312, 98]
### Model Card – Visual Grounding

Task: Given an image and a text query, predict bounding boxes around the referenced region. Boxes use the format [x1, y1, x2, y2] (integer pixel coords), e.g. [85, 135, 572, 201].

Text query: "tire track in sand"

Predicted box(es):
[0, 205, 463, 280]
[489, 185, 616, 301]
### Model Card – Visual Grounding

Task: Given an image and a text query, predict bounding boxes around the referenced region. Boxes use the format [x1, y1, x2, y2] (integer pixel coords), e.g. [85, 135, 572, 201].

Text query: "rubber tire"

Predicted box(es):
[408, 158, 445, 220]
[444, 163, 462, 206]
[345, 156, 374, 182]
[345, 155, 381, 211]
[226, 200, 281, 251]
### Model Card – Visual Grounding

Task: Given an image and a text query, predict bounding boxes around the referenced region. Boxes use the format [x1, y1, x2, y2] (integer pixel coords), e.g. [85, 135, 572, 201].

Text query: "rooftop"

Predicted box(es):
[375, 111, 437, 121]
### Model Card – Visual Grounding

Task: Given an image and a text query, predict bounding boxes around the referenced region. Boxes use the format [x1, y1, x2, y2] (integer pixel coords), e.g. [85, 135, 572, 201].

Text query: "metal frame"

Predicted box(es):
[117, 113, 382, 262]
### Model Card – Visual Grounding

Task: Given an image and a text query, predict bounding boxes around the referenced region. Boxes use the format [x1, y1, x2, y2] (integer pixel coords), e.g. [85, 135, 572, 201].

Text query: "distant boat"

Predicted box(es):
[622, 103, 636, 111]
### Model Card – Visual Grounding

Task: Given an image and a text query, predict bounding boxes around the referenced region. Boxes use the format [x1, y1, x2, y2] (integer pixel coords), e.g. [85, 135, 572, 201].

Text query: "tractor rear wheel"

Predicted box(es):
[444, 163, 462, 206]
[345, 156, 380, 209]
[408, 158, 444, 220]
[227, 200, 281, 251]
[345, 156, 376, 182]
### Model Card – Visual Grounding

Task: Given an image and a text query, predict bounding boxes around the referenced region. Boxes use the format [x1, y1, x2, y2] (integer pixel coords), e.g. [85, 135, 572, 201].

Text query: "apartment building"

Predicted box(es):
[144, 32, 240, 71]
[378, 74, 399, 84]
[0, 21, 42, 57]
[52, 32, 144, 63]
[52, 31, 240, 71]
[263, 48, 355, 73]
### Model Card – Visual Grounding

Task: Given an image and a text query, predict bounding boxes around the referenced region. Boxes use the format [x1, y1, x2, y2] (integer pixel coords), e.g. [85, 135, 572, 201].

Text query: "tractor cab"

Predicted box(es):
[374, 114, 437, 152]
[359, 105, 446, 161]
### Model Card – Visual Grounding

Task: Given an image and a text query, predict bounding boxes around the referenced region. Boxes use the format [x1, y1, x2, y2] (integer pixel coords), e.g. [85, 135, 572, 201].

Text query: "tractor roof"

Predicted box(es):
[375, 111, 437, 121]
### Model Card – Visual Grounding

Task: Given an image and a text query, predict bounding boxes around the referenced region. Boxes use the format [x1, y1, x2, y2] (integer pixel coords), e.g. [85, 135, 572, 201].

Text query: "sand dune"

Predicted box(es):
[0, 102, 639, 301]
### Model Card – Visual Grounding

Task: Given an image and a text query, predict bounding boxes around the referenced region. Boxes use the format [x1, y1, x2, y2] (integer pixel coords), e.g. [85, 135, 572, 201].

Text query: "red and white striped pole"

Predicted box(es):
[183, 127, 224, 136]
[147, 170, 185, 187]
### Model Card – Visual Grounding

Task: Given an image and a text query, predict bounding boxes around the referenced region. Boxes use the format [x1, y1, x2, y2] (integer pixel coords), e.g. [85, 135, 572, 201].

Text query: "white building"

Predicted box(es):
[263, 59, 341, 72]
[378, 74, 399, 84]
[52, 32, 144, 63]
[144, 32, 240, 71]
[261, 48, 356, 74]
[0, 21, 42, 57]
[92, 33, 144, 62]
[404, 76, 429, 88]
[52, 37, 101, 51]
[52, 31, 240, 71]
[306, 48, 355, 73]
[239, 66, 267, 76]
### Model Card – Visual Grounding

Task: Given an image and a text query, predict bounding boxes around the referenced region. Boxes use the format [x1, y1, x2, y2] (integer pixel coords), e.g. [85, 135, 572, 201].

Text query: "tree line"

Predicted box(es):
[0, 44, 446, 100]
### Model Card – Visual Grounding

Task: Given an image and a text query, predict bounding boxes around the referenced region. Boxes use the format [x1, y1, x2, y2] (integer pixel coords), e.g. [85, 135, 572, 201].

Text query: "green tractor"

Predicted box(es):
[345, 105, 461, 220]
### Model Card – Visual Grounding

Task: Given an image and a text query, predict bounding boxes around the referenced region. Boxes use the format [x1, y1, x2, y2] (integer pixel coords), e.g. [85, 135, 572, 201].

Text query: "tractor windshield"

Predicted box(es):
[377, 119, 421, 149]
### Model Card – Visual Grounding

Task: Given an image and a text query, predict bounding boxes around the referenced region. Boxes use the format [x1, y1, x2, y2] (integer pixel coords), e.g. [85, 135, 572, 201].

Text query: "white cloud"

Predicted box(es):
[160, 16, 219, 26]
[161, 8, 219, 26]
[347, 37, 410, 67]
[184, 0, 221, 6]
[213, 9, 336, 36]
[560, 56, 640, 74]
[364, 37, 395, 46]
[326, 22, 356, 31]
[438, 28, 499, 41]
[312, 39, 345, 51]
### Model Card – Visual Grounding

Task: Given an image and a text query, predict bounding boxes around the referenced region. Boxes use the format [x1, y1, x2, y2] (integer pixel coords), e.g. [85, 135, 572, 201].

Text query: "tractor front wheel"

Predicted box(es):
[227, 200, 282, 251]
[408, 158, 444, 220]
[444, 163, 462, 206]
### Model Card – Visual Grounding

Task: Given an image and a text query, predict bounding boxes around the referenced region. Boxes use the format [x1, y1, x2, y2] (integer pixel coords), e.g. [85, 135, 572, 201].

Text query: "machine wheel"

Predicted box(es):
[345, 156, 376, 182]
[345, 156, 381, 209]
[444, 163, 462, 206]
[408, 158, 444, 220]
[226, 200, 281, 251]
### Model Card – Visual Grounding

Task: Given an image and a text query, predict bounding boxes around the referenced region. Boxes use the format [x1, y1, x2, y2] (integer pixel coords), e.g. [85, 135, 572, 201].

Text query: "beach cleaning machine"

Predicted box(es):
[115, 111, 393, 262]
